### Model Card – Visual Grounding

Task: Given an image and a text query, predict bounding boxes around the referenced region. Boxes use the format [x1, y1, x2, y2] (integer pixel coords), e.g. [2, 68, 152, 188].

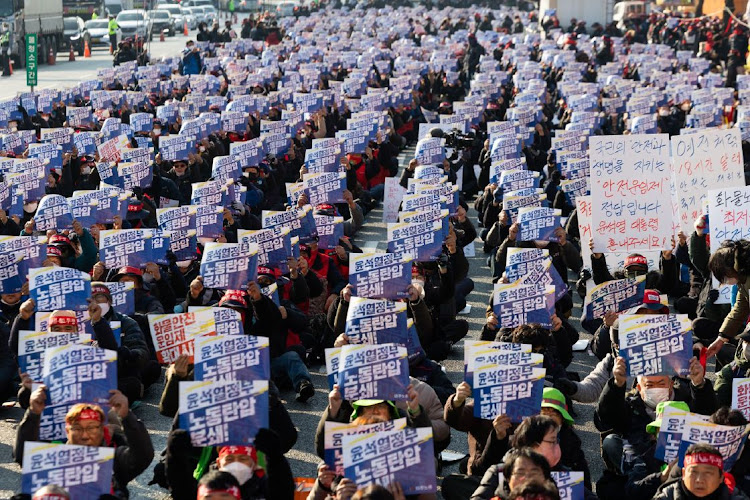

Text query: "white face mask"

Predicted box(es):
[98, 302, 110, 317]
[24, 201, 38, 213]
[642, 387, 671, 409]
[153, 129, 162, 136]
[81, 166, 92, 175]
[534, 240, 550, 248]
[221, 461, 253, 485]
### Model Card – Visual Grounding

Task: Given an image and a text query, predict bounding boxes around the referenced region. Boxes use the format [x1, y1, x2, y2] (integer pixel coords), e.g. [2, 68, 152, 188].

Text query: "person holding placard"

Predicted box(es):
[652, 444, 747, 500]
[14, 393, 153, 498]
[595, 355, 718, 488]
[706, 240, 750, 361]
[715, 327, 750, 409]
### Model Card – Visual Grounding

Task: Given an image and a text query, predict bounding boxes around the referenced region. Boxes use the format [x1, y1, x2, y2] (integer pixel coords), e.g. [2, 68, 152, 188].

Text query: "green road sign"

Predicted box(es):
[25, 33, 37, 87]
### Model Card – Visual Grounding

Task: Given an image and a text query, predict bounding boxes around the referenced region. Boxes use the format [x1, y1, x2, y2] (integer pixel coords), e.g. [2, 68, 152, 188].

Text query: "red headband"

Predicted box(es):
[218, 445, 256, 462]
[76, 408, 103, 423]
[542, 398, 568, 411]
[49, 315, 77, 327]
[685, 453, 723, 470]
[197, 485, 241, 500]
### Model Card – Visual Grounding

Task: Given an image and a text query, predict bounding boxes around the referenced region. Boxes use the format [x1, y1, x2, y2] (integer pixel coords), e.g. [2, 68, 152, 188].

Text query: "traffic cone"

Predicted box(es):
[160, 30, 165, 42]
[84, 40, 91, 58]
[48, 46, 55, 65]
[184, 22, 188, 36]
[69, 44, 75, 61]
[8, 58, 12, 75]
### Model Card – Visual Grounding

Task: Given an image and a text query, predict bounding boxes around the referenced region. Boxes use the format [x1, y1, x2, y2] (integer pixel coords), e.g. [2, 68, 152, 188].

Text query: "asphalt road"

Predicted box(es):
[0, 145, 605, 499]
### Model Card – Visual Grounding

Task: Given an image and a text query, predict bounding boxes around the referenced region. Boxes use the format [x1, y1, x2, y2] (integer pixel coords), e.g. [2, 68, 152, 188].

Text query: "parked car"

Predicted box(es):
[201, 5, 218, 24]
[116, 9, 152, 41]
[181, 6, 199, 28]
[156, 3, 185, 31]
[147, 9, 175, 36]
[83, 18, 120, 49]
[62, 16, 85, 55]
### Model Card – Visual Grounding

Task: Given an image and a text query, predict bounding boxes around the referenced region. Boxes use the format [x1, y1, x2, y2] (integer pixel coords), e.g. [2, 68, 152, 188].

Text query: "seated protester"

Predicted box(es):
[494, 224, 582, 292]
[507, 480, 562, 500]
[10, 305, 117, 368]
[257, 261, 312, 310]
[314, 200, 364, 240]
[716, 326, 750, 408]
[709, 408, 750, 496]
[300, 241, 347, 315]
[705, 239, 750, 363]
[13, 392, 154, 499]
[218, 282, 315, 403]
[446, 222, 474, 315]
[493, 323, 569, 382]
[453, 200, 478, 250]
[554, 348, 616, 404]
[196, 471, 242, 500]
[326, 236, 362, 282]
[687, 218, 732, 362]
[540, 388, 592, 490]
[590, 247, 678, 297]
[442, 382, 513, 500]
[44, 227, 98, 273]
[178, 275, 221, 310]
[123, 197, 156, 229]
[111, 265, 170, 314]
[469, 448, 553, 500]
[329, 284, 454, 403]
[591, 290, 670, 361]
[168, 429, 295, 500]
[595, 356, 718, 487]
[91, 282, 160, 393]
[222, 205, 262, 243]
[471, 415, 598, 500]
[652, 444, 748, 500]
[313, 381, 440, 460]
[620, 401, 691, 500]
[163, 158, 197, 205]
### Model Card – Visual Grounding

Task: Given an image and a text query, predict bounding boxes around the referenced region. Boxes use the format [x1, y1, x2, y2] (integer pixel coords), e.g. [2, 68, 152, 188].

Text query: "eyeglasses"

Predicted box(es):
[68, 425, 102, 435]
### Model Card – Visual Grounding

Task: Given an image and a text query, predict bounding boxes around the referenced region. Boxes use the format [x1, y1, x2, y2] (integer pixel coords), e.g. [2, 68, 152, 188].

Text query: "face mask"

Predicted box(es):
[98, 302, 110, 317]
[143, 273, 155, 285]
[658, 110, 669, 117]
[221, 462, 253, 485]
[642, 387, 670, 409]
[81, 166, 92, 175]
[153, 129, 161, 136]
[198, 146, 206, 153]
[534, 240, 550, 248]
[24, 202, 38, 213]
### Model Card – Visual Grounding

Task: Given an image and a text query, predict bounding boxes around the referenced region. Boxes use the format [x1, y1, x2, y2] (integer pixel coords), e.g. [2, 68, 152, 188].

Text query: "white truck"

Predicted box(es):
[539, 0, 615, 29]
[0, 0, 64, 68]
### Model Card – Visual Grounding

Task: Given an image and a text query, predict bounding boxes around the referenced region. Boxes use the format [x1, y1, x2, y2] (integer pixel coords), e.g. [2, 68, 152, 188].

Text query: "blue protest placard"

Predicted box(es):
[677, 417, 748, 471]
[98, 229, 152, 269]
[349, 252, 413, 300]
[229, 137, 263, 169]
[66, 106, 95, 128]
[105, 281, 135, 316]
[29, 267, 92, 312]
[212, 155, 242, 183]
[303, 171, 346, 206]
[42, 344, 117, 408]
[238, 226, 293, 271]
[188, 306, 245, 336]
[552, 471, 585, 500]
[191, 180, 233, 207]
[493, 283, 554, 329]
[387, 220, 444, 262]
[655, 409, 710, 463]
[129, 112, 153, 134]
[221, 111, 248, 134]
[179, 380, 269, 447]
[194, 334, 270, 381]
[0, 250, 24, 294]
[18, 329, 81, 381]
[22, 442, 114, 498]
[619, 318, 694, 378]
[414, 137, 446, 166]
[157, 205, 196, 232]
[73, 132, 99, 156]
[337, 343, 410, 402]
[116, 161, 152, 190]
[159, 134, 193, 162]
[464, 350, 544, 385]
[584, 276, 646, 320]
[262, 205, 318, 244]
[505, 247, 568, 302]
[34, 195, 73, 232]
[517, 207, 562, 242]
[345, 296, 408, 345]
[324, 419, 408, 475]
[200, 242, 259, 290]
[343, 427, 436, 495]
[313, 214, 344, 250]
[7, 168, 46, 203]
[28, 143, 62, 174]
[472, 364, 546, 422]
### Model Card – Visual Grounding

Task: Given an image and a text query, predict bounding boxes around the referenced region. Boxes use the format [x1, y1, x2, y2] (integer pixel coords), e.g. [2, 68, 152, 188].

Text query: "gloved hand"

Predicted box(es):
[253, 427, 280, 456]
[231, 200, 246, 216]
[554, 377, 578, 397]
[117, 346, 132, 364]
[707, 289, 720, 304]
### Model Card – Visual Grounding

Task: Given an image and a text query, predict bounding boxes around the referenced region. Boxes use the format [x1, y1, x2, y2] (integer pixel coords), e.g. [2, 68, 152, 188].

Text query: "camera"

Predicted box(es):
[443, 128, 475, 149]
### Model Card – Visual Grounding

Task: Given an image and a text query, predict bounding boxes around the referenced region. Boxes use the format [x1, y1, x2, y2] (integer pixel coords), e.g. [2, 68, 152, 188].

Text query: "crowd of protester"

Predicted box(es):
[3, 0, 750, 499]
